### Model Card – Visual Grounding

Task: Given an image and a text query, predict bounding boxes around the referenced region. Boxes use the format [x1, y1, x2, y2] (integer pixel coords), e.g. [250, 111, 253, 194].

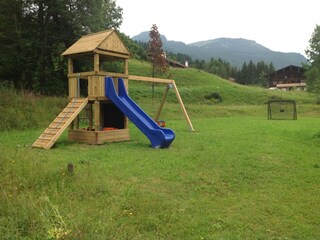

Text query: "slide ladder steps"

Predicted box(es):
[32, 98, 88, 149]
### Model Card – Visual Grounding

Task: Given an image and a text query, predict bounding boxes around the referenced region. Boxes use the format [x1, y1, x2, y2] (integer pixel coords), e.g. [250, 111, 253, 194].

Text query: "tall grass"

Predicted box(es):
[0, 82, 68, 131]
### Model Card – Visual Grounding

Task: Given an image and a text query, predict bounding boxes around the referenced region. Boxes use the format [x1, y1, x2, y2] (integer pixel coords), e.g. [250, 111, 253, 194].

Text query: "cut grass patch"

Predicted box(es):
[1, 116, 319, 239]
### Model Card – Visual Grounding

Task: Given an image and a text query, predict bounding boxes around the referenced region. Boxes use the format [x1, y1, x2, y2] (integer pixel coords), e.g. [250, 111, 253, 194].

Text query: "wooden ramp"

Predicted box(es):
[32, 98, 88, 149]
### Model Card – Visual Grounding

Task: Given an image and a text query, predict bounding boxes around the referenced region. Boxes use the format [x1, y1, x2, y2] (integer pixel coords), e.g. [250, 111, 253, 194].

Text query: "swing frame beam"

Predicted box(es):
[129, 75, 194, 132]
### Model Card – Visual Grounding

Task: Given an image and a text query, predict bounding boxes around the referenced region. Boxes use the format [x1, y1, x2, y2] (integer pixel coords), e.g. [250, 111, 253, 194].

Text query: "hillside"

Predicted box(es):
[0, 59, 317, 131]
[128, 59, 315, 106]
[132, 32, 307, 69]
[126, 59, 318, 121]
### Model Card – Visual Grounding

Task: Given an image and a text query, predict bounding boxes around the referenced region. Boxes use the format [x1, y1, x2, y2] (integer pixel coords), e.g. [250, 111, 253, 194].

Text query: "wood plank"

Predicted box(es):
[129, 75, 173, 84]
[45, 98, 88, 149]
[47, 124, 64, 129]
[41, 131, 58, 136]
[68, 77, 78, 98]
[68, 71, 128, 79]
[38, 135, 55, 141]
[64, 102, 86, 108]
[154, 84, 170, 121]
[94, 101, 101, 131]
[98, 31, 131, 56]
[68, 130, 98, 145]
[95, 49, 130, 59]
[68, 58, 73, 74]
[68, 129, 129, 145]
[32, 98, 88, 149]
[94, 53, 100, 72]
[67, 72, 95, 78]
[172, 81, 194, 132]
[62, 30, 113, 56]
[57, 112, 74, 118]
[55, 116, 73, 122]
[34, 139, 50, 144]
[42, 129, 59, 135]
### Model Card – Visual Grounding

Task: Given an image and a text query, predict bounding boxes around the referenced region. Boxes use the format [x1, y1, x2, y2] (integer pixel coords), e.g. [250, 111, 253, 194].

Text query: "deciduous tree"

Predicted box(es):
[305, 25, 320, 94]
[0, 0, 123, 94]
[148, 24, 168, 77]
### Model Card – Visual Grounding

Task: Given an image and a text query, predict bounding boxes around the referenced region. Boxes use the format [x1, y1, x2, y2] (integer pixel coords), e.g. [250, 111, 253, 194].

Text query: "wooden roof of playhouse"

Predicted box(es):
[62, 30, 132, 60]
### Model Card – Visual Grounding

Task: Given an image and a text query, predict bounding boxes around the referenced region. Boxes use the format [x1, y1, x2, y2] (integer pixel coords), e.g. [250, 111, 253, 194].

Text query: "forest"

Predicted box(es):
[0, 0, 123, 95]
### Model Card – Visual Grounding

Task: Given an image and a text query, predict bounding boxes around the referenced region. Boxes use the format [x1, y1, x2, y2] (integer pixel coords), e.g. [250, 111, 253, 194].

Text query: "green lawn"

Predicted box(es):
[1, 60, 319, 239]
[1, 114, 319, 239]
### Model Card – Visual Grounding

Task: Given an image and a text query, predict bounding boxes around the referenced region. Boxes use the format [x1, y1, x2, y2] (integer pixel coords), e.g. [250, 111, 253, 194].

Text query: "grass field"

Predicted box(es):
[1, 113, 319, 239]
[1, 60, 320, 239]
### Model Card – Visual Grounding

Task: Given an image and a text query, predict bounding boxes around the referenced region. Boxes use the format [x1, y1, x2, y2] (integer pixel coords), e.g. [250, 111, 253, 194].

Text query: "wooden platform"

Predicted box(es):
[68, 128, 129, 145]
[32, 98, 88, 149]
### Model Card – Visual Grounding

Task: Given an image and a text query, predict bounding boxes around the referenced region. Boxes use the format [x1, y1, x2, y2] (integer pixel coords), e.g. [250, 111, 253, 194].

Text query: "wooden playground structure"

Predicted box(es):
[32, 30, 193, 149]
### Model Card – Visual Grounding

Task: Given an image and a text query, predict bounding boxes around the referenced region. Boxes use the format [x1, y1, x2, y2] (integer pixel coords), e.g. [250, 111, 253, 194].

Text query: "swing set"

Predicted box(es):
[129, 75, 194, 132]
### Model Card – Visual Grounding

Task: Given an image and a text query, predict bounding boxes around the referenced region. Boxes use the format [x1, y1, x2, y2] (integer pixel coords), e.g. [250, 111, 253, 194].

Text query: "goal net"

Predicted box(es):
[267, 100, 297, 120]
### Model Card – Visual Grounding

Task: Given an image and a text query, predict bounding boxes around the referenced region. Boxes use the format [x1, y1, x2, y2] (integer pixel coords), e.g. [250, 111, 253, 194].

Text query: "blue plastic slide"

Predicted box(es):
[105, 77, 175, 148]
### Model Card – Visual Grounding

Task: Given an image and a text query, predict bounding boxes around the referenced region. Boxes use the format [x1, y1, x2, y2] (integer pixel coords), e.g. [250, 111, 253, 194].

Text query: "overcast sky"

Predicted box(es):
[116, 0, 320, 56]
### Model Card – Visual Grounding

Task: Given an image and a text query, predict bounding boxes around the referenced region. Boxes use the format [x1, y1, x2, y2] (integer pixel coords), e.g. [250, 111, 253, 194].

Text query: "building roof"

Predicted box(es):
[269, 65, 305, 77]
[165, 58, 187, 68]
[62, 30, 132, 58]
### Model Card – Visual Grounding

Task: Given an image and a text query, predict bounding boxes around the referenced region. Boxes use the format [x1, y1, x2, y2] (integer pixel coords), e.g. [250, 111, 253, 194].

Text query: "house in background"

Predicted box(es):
[165, 58, 188, 68]
[161, 52, 188, 68]
[268, 65, 306, 91]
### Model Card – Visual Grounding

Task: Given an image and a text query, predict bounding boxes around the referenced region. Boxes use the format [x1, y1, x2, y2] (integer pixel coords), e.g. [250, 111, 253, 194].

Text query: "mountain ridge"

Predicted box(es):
[132, 31, 307, 69]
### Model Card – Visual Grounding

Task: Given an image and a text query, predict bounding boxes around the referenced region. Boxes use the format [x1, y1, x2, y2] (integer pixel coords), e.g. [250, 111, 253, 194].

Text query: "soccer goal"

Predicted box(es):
[267, 100, 297, 120]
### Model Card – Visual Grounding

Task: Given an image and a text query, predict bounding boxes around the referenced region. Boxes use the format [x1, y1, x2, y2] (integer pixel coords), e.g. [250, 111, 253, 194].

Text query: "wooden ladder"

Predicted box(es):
[32, 98, 88, 149]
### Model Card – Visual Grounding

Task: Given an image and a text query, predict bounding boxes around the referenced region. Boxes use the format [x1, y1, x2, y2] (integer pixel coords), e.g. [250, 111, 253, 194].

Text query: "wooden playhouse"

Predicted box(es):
[33, 30, 132, 149]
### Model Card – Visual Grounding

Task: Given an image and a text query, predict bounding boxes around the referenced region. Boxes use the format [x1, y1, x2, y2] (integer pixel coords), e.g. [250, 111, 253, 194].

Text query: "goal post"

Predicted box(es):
[267, 100, 297, 120]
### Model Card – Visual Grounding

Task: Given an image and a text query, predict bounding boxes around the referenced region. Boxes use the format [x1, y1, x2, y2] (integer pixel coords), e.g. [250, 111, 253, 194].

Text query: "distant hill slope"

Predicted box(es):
[127, 59, 315, 107]
[132, 32, 307, 69]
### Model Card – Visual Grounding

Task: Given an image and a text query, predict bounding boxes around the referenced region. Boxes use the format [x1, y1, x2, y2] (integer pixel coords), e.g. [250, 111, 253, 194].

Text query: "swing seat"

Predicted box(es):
[156, 120, 166, 127]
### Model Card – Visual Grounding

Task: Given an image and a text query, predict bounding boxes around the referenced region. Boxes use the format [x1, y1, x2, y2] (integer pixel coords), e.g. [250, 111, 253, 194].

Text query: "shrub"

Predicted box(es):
[204, 92, 223, 104]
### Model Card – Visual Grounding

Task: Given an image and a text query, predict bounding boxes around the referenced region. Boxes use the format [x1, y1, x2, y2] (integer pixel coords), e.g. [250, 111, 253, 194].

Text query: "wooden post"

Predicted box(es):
[69, 121, 74, 130]
[88, 103, 93, 129]
[76, 74, 80, 98]
[94, 100, 101, 131]
[68, 58, 73, 74]
[94, 53, 100, 72]
[74, 116, 79, 129]
[154, 84, 170, 121]
[123, 60, 129, 129]
[172, 81, 194, 132]
[124, 59, 129, 75]
[67, 162, 74, 174]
